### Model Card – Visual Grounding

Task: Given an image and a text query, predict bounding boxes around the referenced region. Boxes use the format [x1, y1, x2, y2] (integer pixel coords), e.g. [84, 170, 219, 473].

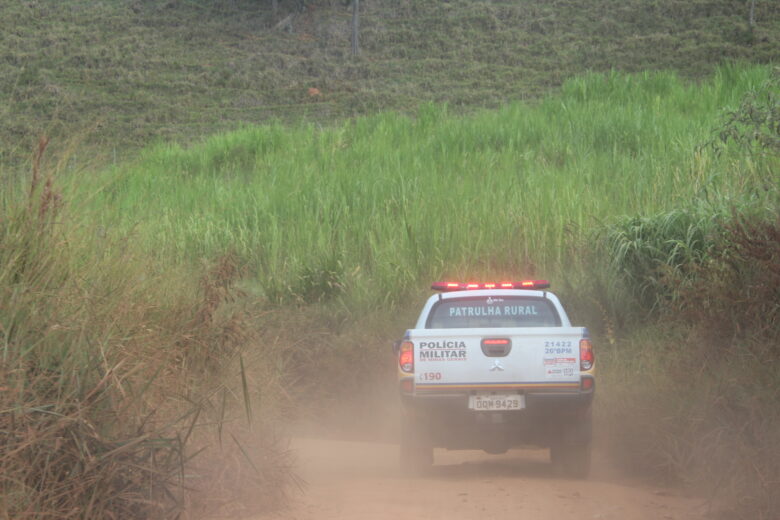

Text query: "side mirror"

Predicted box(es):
[392, 339, 402, 355]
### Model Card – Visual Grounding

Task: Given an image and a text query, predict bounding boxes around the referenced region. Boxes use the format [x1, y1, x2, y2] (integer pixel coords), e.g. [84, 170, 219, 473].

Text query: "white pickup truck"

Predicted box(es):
[395, 280, 595, 477]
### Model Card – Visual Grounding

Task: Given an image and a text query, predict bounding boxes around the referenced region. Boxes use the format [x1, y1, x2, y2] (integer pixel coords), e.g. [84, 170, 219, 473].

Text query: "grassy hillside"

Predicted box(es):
[77, 63, 778, 518]
[2, 0, 778, 164]
[3, 63, 778, 518]
[80, 64, 775, 310]
[2, 0, 779, 517]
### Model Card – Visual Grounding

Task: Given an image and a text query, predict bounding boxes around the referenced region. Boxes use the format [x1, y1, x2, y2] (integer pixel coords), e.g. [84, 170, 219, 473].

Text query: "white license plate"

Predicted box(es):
[468, 394, 526, 411]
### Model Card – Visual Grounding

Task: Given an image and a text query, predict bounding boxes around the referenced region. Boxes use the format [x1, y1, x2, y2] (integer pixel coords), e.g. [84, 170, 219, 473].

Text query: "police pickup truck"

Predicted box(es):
[395, 280, 595, 477]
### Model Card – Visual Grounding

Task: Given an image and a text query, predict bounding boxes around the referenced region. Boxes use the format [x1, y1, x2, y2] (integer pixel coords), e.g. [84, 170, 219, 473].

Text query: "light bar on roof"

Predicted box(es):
[431, 280, 550, 291]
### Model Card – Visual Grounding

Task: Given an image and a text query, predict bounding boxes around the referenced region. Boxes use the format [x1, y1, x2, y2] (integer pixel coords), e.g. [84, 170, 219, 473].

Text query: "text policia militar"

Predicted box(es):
[419, 340, 467, 361]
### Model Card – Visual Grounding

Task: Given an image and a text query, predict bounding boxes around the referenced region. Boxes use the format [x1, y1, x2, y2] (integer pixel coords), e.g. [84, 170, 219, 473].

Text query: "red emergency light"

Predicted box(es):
[431, 280, 550, 291]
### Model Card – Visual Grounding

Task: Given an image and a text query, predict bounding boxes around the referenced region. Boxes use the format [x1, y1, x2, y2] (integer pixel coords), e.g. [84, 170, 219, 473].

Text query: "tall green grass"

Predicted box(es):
[5, 63, 778, 518]
[71, 65, 778, 518]
[83, 64, 776, 310]
[0, 159, 296, 518]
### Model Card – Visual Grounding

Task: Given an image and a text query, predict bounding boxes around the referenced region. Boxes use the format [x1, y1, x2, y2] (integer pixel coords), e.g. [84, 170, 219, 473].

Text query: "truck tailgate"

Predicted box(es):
[410, 327, 585, 393]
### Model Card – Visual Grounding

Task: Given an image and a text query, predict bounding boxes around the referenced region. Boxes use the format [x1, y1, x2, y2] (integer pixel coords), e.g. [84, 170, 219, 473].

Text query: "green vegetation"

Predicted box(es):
[82, 64, 775, 313]
[2, 0, 779, 165]
[1, 155, 296, 517]
[2, 0, 779, 517]
[63, 63, 774, 518]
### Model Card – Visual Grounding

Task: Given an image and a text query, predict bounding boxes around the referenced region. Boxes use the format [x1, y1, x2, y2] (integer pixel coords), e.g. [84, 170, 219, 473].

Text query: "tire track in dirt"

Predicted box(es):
[253, 438, 707, 520]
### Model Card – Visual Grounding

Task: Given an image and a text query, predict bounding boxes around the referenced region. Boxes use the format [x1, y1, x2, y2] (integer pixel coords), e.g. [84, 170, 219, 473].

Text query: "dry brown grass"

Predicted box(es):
[599, 329, 780, 520]
[598, 207, 780, 520]
[0, 146, 296, 519]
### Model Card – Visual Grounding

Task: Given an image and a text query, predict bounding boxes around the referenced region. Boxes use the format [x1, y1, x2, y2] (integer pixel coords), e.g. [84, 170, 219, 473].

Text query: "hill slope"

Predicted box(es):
[1, 0, 778, 162]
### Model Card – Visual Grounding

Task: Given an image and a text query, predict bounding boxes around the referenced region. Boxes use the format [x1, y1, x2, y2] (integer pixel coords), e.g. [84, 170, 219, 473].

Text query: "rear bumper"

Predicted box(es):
[401, 388, 593, 413]
[400, 382, 594, 449]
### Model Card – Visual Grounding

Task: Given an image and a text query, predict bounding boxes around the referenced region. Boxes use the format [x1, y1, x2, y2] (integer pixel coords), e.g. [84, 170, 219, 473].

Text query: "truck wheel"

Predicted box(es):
[550, 411, 592, 478]
[399, 417, 433, 475]
[550, 441, 591, 479]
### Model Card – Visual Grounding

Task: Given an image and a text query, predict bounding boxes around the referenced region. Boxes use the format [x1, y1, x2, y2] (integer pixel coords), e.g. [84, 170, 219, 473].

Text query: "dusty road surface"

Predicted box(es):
[255, 438, 707, 520]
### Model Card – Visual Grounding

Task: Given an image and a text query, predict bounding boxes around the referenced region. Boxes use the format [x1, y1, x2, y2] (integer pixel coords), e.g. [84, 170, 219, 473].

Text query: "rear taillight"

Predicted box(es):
[481, 338, 512, 357]
[482, 338, 511, 346]
[399, 341, 414, 373]
[579, 339, 594, 371]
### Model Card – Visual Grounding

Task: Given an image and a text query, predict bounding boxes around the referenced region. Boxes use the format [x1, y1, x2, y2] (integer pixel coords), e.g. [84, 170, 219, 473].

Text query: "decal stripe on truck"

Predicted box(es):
[415, 382, 580, 391]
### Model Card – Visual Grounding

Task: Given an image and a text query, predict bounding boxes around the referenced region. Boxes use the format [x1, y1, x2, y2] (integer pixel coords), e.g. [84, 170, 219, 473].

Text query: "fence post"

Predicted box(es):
[351, 0, 360, 56]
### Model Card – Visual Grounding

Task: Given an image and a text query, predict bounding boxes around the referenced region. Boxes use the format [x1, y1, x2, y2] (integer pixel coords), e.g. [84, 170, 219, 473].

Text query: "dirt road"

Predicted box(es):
[255, 438, 707, 520]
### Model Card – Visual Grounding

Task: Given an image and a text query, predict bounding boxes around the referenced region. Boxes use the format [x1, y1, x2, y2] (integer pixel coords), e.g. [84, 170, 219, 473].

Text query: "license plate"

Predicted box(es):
[468, 394, 525, 411]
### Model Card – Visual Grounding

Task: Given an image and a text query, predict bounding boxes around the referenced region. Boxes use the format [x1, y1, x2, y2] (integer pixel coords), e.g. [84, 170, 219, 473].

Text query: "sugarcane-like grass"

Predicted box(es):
[86, 64, 776, 309]
[3, 64, 778, 519]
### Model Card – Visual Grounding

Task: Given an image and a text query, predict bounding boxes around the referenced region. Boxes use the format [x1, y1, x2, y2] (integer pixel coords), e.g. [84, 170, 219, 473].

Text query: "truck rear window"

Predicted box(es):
[426, 296, 560, 329]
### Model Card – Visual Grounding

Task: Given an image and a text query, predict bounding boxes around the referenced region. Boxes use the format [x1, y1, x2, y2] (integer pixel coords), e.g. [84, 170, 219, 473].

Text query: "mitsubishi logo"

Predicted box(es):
[489, 359, 505, 372]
